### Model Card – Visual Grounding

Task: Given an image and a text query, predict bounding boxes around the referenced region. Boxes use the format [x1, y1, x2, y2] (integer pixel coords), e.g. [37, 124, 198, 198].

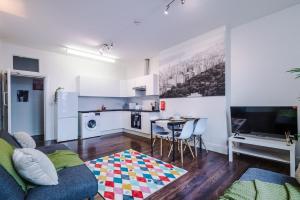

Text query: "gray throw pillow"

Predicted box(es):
[13, 148, 58, 186]
[13, 132, 36, 148]
[296, 163, 300, 184]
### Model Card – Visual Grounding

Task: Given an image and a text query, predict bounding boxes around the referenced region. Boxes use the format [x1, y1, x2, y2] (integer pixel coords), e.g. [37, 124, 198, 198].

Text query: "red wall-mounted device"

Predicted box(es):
[160, 100, 166, 111]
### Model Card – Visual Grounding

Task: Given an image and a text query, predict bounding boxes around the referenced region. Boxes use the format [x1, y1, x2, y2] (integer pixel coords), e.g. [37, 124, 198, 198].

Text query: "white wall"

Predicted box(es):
[231, 4, 300, 159]
[11, 76, 44, 136]
[125, 28, 229, 154]
[160, 97, 228, 153]
[0, 42, 126, 140]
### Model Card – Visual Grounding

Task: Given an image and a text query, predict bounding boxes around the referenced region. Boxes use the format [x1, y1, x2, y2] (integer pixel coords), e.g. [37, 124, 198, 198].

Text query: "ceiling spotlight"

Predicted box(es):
[164, 0, 185, 16]
[164, 8, 169, 15]
[98, 42, 114, 55]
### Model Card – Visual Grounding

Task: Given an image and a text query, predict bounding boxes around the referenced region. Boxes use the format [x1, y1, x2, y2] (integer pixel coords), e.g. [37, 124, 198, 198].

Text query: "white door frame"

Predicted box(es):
[8, 69, 48, 141]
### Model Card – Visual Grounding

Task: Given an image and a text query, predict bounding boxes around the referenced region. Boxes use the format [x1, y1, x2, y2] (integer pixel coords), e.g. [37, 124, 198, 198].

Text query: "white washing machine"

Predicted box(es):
[79, 112, 101, 139]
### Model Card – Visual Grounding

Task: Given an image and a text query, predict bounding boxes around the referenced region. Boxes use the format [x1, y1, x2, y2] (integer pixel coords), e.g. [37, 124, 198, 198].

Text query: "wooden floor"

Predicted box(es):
[38, 133, 290, 200]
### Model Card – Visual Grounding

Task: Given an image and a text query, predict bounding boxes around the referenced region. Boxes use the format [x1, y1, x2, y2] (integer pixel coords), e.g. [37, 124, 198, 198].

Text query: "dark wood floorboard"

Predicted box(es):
[36, 133, 290, 200]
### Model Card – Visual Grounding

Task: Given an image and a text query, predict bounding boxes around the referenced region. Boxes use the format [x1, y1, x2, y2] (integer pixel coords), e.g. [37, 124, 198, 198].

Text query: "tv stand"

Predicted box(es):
[228, 135, 296, 177]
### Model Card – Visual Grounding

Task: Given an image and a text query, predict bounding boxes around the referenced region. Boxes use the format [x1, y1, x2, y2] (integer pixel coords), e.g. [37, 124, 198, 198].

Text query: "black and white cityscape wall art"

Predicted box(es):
[159, 28, 225, 98]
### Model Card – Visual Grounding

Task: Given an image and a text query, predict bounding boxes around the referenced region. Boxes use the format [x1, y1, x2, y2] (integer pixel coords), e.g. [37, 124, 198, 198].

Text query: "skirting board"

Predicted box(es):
[123, 129, 228, 155]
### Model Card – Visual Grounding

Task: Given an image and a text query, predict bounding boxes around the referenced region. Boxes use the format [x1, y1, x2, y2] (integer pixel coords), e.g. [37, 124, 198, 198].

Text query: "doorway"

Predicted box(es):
[11, 76, 44, 139]
[1, 70, 47, 141]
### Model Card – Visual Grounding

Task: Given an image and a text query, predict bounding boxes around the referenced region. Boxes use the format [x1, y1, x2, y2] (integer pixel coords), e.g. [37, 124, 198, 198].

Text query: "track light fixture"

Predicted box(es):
[164, 0, 185, 15]
[164, 5, 170, 15]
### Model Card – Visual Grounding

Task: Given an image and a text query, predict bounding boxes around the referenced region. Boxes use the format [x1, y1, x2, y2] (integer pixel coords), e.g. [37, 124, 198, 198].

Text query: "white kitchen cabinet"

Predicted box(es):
[141, 112, 160, 134]
[126, 79, 136, 97]
[133, 76, 146, 88]
[100, 112, 122, 132]
[121, 111, 131, 130]
[120, 79, 135, 97]
[141, 112, 150, 134]
[100, 111, 160, 135]
[145, 74, 159, 96]
[120, 74, 159, 97]
[77, 76, 120, 97]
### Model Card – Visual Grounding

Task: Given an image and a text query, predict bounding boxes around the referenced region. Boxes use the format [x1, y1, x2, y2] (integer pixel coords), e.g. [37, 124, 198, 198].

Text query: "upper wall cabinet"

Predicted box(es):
[120, 74, 159, 97]
[77, 74, 158, 97]
[77, 76, 120, 97]
[145, 74, 159, 96]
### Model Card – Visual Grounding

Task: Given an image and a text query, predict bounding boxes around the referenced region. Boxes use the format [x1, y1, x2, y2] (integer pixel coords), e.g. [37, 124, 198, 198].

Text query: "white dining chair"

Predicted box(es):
[193, 118, 208, 156]
[152, 123, 171, 156]
[168, 120, 195, 164]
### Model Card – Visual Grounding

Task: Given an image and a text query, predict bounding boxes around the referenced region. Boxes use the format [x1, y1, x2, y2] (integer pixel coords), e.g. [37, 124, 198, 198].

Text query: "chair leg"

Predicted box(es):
[168, 144, 173, 158]
[180, 140, 183, 164]
[201, 137, 208, 153]
[199, 135, 202, 152]
[194, 136, 197, 157]
[160, 137, 163, 156]
[152, 137, 156, 147]
[185, 140, 195, 158]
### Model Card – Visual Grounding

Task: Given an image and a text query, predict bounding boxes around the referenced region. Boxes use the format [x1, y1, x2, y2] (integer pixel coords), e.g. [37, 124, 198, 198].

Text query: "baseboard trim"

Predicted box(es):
[123, 129, 228, 155]
[102, 129, 124, 136]
[123, 129, 150, 138]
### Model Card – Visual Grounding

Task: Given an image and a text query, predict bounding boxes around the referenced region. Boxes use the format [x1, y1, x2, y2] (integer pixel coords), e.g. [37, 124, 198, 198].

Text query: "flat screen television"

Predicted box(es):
[230, 106, 298, 140]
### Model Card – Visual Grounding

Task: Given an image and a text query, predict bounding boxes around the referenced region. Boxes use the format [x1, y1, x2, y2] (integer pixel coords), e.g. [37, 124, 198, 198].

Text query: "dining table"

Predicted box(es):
[150, 117, 199, 162]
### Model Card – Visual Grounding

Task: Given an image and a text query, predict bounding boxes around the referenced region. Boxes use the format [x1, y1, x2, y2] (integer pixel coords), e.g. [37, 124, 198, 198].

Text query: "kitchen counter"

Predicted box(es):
[78, 109, 160, 113]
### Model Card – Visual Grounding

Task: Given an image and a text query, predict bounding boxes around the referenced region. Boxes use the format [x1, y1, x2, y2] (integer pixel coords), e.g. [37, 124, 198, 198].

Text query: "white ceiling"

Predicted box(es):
[0, 0, 300, 61]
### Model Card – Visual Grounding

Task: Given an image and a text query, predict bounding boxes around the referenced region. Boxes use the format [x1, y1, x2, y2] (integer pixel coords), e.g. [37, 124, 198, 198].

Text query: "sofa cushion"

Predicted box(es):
[0, 166, 25, 200]
[240, 168, 299, 186]
[25, 165, 98, 200]
[0, 139, 27, 191]
[296, 163, 300, 184]
[0, 130, 21, 148]
[37, 144, 69, 154]
[13, 148, 58, 186]
[13, 132, 36, 148]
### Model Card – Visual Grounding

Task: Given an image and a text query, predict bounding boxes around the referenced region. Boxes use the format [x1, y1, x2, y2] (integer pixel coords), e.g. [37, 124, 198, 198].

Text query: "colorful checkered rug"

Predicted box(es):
[85, 149, 187, 200]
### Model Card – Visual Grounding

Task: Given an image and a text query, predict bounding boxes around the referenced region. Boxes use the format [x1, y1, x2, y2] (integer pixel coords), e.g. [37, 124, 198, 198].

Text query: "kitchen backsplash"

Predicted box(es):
[127, 96, 159, 110]
[78, 96, 159, 111]
[78, 97, 127, 111]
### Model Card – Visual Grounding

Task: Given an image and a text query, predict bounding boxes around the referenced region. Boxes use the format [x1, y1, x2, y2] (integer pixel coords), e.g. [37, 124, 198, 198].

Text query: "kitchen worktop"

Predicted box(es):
[78, 109, 160, 113]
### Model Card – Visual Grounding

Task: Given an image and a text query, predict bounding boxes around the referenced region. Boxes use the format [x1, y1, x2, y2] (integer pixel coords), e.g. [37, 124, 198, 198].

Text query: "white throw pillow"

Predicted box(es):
[296, 163, 300, 184]
[13, 148, 58, 186]
[13, 132, 36, 148]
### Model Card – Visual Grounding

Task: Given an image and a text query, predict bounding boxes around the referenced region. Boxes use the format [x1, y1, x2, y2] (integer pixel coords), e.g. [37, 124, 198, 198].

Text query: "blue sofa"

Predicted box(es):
[240, 168, 299, 185]
[0, 131, 98, 200]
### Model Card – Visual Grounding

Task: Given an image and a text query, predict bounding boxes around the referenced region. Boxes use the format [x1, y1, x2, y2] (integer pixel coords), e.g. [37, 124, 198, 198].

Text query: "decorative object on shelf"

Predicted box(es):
[17, 90, 29, 102]
[101, 105, 106, 111]
[285, 131, 291, 146]
[159, 28, 225, 98]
